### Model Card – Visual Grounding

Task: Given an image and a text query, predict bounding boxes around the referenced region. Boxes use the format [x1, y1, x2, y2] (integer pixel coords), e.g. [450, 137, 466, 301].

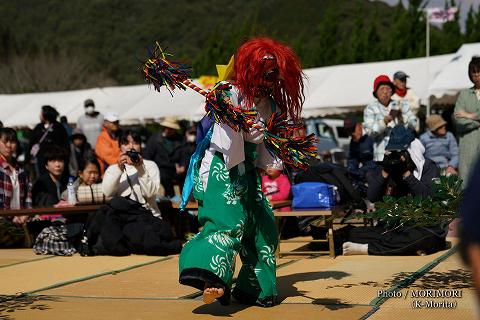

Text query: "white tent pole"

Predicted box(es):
[426, 10, 431, 116]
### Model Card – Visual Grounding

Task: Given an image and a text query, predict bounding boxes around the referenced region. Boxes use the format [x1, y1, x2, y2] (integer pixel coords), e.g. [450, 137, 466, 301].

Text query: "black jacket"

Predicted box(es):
[30, 121, 69, 155]
[143, 132, 181, 179]
[366, 158, 440, 202]
[32, 174, 68, 207]
[80, 197, 182, 256]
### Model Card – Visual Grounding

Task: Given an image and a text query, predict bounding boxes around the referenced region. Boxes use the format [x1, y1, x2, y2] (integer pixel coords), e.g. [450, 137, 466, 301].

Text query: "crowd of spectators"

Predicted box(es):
[1, 58, 479, 258]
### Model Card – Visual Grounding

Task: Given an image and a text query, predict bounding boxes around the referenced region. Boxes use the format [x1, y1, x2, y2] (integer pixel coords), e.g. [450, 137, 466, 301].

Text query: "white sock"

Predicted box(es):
[342, 242, 368, 256]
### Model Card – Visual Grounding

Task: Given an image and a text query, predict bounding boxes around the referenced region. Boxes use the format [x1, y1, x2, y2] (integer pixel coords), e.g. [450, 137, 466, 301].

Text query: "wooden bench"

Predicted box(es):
[274, 207, 340, 258]
[0, 204, 102, 217]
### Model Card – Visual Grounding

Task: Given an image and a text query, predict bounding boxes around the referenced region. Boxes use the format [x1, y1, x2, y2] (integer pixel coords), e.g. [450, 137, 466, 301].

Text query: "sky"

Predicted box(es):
[378, 0, 480, 31]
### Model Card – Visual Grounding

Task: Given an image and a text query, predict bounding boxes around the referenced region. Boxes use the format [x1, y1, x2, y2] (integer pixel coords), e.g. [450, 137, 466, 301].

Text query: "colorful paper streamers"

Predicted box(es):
[205, 81, 257, 132]
[141, 42, 192, 95]
[264, 113, 318, 169]
[141, 41, 318, 169]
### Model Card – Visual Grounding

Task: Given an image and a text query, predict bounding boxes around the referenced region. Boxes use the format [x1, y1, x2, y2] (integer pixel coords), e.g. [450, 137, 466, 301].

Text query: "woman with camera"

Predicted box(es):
[363, 75, 417, 162]
[102, 130, 161, 217]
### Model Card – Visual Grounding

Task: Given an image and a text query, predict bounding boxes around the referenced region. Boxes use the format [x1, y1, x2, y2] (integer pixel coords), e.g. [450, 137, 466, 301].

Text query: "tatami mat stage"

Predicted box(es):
[0, 238, 476, 319]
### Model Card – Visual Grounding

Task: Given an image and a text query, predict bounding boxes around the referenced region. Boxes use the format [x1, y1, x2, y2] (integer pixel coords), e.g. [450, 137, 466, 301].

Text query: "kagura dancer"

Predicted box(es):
[177, 38, 305, 307]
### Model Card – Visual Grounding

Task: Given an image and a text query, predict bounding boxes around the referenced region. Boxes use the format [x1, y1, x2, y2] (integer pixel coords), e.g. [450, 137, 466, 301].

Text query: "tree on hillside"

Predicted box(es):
[0, 51, 116, 93]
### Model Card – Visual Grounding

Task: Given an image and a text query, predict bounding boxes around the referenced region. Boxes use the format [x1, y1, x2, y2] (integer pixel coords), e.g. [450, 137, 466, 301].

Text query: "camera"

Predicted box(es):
[126, 149, 140, 163]
[382, 150, 406, 176]
[389, 109, 404, 124]
[383, 150, 416, 177]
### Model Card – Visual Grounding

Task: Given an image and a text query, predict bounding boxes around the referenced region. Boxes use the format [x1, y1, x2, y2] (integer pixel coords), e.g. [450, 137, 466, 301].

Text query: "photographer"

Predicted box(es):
[102, 130, 161, 217]
[366, 125, 440, 203]
[363, 75, 417, 162]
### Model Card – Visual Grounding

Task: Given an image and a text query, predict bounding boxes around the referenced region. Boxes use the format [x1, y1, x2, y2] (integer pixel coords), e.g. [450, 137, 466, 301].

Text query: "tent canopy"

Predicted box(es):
[429, 43, 480, 97]
[1, 43, 479, 127]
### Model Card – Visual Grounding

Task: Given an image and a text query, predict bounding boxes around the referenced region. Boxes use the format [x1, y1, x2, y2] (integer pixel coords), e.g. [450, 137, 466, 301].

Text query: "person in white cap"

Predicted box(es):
[77, 99, 104, 148]
[143, 116, 181, 197]
[95, 111, 121, 174]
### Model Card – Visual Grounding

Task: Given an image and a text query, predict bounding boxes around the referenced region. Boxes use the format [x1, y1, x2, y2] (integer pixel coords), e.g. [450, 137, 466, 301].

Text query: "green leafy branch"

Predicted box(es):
[355, 175, 463, 230]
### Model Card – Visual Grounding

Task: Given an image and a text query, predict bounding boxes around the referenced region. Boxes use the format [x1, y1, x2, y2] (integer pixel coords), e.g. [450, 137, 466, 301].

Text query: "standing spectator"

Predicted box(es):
[102, 130, 162, 217]
[32, 145, 69, 207]
[391, 71, 420, 133]
[29, 105, 69, 178]
[343, 116, 376, 180]
[454, 56, 480, 186]
[363, 75, 416, 161]
[95, 112, 121, 175]
[143, 117, 181, 197]
[173, 124, 197, 191]
[77, 99, 104, 148]
[391, 71, 420, 111]
[419, 114, 458, 175]
[68, 133, 93, 177]
[60, 116, 73, 137]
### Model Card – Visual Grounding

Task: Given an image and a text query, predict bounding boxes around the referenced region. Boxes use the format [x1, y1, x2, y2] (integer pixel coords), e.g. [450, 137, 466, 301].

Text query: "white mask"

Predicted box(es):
[85, 106, 95, 115]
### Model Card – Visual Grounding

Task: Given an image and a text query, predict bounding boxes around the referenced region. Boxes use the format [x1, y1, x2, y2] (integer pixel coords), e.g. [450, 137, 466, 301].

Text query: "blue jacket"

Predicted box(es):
[419, 131, 459, 169]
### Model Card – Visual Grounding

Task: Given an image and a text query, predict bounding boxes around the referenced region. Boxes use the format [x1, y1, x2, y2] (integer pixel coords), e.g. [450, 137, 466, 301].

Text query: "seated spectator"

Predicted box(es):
[68, 132, 93, 177]
[363, 75, 416, 161]
[61, 156, 105, 205]
[419, 115, 459, 175]
[0, 128, 32, 247]
[32, 145, 68, 208]
[319, 126, 444, 257]
[366, 125, 440, 203]
[102, 130, 162, 217]
[343, 116, 376, 180]
[95, 112, 121, 174]
[261, 160, 291, 210]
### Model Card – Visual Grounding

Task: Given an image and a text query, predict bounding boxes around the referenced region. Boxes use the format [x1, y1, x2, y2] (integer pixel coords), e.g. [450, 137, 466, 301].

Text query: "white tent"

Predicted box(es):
[302, 53, 454, 117]
[0, 83, 204, 127]
[1, 43, 479, 127]
[429, 43, 480, 97]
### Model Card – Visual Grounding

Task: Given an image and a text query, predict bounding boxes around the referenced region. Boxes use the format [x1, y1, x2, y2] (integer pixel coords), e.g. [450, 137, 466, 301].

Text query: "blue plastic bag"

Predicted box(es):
[292, 182, 336, 208]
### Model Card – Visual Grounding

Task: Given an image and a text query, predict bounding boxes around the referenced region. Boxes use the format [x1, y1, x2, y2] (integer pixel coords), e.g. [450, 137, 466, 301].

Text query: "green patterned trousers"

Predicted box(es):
[179, 143, 278, 307]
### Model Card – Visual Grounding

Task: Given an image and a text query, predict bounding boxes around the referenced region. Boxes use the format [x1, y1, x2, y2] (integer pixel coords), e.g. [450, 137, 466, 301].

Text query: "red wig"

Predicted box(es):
[235, 37, 305, 123]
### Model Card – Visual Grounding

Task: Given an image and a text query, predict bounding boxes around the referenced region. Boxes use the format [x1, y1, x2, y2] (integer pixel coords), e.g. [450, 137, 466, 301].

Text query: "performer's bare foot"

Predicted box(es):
[203, 284, 224, 304]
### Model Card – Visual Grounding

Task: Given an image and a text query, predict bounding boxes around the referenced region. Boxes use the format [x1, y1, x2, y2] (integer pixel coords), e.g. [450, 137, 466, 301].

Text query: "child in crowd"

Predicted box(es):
[60, 155, 106, 206]
[261, 160, 291, 211]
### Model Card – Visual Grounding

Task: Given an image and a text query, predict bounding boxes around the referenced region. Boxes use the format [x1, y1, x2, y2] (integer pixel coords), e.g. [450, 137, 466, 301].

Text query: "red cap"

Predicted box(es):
[373, 75, 395, 98]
